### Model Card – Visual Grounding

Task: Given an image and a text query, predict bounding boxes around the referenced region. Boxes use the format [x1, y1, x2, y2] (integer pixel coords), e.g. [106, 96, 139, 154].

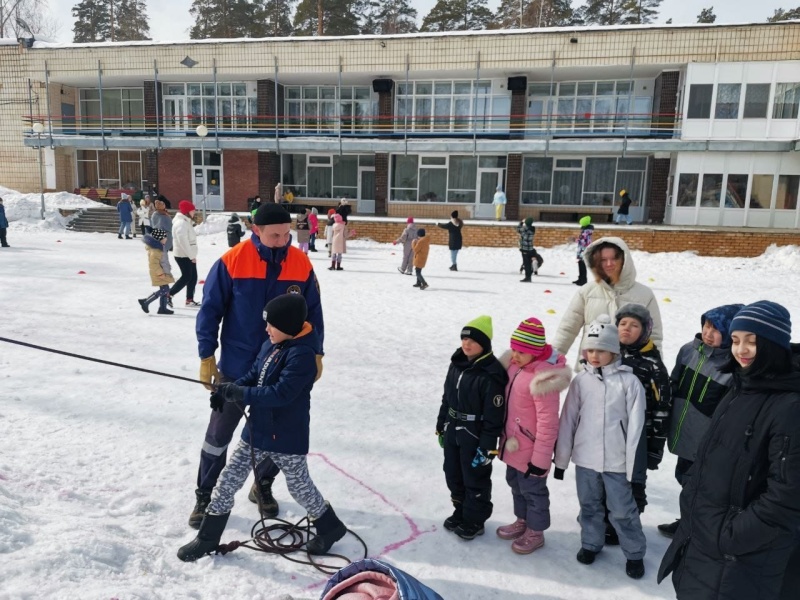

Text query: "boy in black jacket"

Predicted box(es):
[226, 213, 245, 248]
[436, 315, 509, 540]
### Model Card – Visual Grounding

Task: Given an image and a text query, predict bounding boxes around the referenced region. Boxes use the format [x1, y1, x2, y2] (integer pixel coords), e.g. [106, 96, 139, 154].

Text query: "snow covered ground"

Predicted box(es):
[1, 192, 799, 599]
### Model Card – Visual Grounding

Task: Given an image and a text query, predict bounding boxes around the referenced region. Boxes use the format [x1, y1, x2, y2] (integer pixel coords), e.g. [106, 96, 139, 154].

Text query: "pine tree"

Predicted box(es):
[768, 7, 800, 21]
[190, 0, 272, 39]
[112, 0, 150, 41]
[493, 0, 575, 28]
[420, 0, 494, 32]
[696, 6, 716, 23]
[72, 0, 111, 42]
[260, 0, 294, 36]
[580, 0, 628, 25]
[620, 0, 661, 24]
[293, 0, 362, 35]
[362, 0, 417, 34]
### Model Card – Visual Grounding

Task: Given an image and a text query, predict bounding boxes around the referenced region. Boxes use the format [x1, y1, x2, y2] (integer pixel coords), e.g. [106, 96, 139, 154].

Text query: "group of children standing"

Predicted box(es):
[436, 299, 750, 581]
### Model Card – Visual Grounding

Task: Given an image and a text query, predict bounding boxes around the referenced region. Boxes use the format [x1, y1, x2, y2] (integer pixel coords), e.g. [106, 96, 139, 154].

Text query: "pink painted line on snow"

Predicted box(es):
[304, 452, 435, 590]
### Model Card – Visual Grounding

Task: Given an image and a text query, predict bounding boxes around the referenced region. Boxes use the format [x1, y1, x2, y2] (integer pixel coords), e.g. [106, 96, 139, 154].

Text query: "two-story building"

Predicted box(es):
[1, 21, 798, 228]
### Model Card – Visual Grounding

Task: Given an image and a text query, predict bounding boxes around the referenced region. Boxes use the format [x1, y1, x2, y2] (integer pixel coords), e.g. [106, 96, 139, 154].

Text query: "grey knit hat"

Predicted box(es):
[582, 314, 620, 354]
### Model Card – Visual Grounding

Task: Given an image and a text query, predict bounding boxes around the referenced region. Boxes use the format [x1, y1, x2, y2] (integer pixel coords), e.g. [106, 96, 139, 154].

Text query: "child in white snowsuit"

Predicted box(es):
[394, 217, 417, 275]
[554, 315, 647, 579]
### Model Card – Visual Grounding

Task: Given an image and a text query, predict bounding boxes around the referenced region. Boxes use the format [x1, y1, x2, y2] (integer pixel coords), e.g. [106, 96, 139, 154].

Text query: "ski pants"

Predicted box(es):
[443, 435, 493, 525]
[415, 267, 428, 287]
[207, 440, 326, 519]
[575, 466, 646, 560]
[520, 249, 535, 279]
[400, 244, 414, 274]
[506, 465, 550, 531]
[196, 373, 280, 492]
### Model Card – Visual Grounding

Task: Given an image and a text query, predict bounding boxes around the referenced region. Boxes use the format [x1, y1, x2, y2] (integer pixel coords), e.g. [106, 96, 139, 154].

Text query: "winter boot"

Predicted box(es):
[118, 234, 123, 239]
[520, 278, 531, 283]
[658, 519, 680, 538]
[177, 512, 230, 562]
[335, 261, 343, 271]
[511, 529, 545, 555]
[247, 477, 279, 519]
[158, 294, 174, 315]
[328, 260, 336, 271]
[496, 518, 527, 540]
[449, 264, 458, 271]
[188, 489, 212, 529]
[307, 504, 347, 555]
[138, 292, 159, 314]
[577, 548, 598, 565]
[626, 559, 645, 579]
[443, 506, 463, 531]
[454, 521, 484, 540]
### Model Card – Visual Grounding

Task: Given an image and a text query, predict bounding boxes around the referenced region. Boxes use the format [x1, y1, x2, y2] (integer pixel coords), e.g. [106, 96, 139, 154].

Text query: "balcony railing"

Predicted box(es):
[23, 112, 682, 139]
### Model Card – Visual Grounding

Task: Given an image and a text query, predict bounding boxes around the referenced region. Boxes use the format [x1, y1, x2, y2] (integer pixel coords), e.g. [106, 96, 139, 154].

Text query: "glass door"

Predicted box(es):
[193, 150, 224, 211]
[163, 97, 186, 131]
[475, 169, 504, 219]
[358, 168, 375, 214]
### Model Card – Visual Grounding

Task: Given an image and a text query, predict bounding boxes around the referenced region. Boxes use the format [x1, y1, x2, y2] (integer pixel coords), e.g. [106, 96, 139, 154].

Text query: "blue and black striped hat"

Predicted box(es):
[729, 301, 792, 350]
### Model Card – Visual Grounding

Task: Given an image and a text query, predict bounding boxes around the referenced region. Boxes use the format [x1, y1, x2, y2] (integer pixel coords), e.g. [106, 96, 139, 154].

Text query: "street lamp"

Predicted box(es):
[195, 124, 208, 222]
[32, 122, 46, 220]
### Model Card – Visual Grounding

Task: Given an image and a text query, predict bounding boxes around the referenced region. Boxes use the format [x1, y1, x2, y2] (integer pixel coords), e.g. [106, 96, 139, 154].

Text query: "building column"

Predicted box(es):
[375, 153, 389, 216]
[258, 151, 280, 201]
[506, 153, 522, 221]
[373, 79, 394, 133]
[257, 79, 283, 132]
[651, 71, 680, 137]
[508, 77, 527, 139]
[143, 80, 162, 131]
[145, 150, 158, 193]
[647, 157, 671, 224]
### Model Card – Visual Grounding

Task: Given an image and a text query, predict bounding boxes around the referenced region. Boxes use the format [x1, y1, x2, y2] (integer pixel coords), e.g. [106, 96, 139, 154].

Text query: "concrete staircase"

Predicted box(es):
[67, 206, 127, 234]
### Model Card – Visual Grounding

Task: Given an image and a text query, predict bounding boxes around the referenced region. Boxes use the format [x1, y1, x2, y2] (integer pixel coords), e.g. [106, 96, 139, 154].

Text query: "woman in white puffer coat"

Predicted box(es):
[552, 236, 662, 363]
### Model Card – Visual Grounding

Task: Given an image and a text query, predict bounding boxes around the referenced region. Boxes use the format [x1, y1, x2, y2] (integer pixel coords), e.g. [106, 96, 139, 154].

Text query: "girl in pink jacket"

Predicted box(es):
[497, 317, 572, 555]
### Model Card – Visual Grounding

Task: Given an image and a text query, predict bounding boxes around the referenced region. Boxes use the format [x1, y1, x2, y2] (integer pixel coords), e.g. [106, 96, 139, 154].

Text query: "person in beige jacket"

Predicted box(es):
[552, 237, 662, 362]
[138, 228, 175, 315]
[411, 228, 430, 290]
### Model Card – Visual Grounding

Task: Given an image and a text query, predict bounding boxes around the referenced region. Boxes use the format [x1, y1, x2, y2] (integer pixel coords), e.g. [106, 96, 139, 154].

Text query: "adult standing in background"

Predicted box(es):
[117, 193, 134, 239]
[0, 197, 9, 247]
[170, 200, 200, 307]
[615, 190, 633, 225]
[274, 182, 283, 204]
[437, 210, 463, 271]
[136, 198, 153, 237]
[150, 199, 173, 253]
[190, 203, 325, 529]
[493, 185, 507, 221]
[336, 198, 352, 223]
[552, 236, 662, 360]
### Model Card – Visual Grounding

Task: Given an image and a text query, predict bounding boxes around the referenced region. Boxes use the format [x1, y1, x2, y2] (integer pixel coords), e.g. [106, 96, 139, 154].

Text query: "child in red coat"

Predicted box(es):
[497, 317, 572, 554]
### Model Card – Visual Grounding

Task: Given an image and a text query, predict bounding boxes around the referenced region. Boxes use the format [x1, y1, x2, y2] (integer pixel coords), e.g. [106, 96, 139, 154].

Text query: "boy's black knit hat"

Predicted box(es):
[254, 203, 292, 226]
[417, 228, 426, 237]
[263, 294, 307, 336]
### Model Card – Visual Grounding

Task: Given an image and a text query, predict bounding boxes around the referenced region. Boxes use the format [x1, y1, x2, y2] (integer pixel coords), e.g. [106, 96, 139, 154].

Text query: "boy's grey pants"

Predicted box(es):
[575, 465, 646, 560]
[207, 440, 327, 519]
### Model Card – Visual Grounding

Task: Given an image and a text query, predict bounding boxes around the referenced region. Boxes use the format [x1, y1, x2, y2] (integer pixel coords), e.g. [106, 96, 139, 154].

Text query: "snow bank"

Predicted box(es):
[0, 185, 98, 230]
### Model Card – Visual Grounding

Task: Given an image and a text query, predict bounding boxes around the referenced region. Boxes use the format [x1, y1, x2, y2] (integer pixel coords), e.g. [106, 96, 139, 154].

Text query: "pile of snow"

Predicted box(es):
[756, 244, 800, 271]
[194, 211, 244, 236]
[0, 185, 98, 230]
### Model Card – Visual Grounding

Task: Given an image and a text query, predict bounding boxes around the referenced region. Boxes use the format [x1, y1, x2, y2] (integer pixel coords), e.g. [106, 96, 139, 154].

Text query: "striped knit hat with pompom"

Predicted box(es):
[510, 317, 550, 358]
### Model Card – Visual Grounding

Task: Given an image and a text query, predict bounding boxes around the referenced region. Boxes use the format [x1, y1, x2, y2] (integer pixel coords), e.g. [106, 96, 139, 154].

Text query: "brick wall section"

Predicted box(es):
[375, 153, 389, 216]
[258, 79, 283, 131]
[222, 150, 259, 211]
[651, 71, 680, 135]
[143, 81, 161, 130]
[378, 89, 393, 133]
[339, 220, 800, 258]
[648, 158, 670, 223]
[510, 89, 527, 139]
[145, 150, 158, 191]
[258, 151, 280, 199]
[157, 149, 192, 202]
[506, 153, 522, 221]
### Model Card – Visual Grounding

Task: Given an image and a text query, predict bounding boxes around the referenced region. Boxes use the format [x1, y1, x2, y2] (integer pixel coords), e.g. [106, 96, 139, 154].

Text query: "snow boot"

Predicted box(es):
[443, 504, 463, 531]
[188, 489, 212, 529]
[138, 291, 159, 314]
[449, 264, 458, 271]
[511, 529, 545, 554]
[577, 548, 598, 565]
[658, 519, 680, 538]
[157, 294, 174, 315]
[626, 559, 645, 579]
[248, 477, 279, 519]
[335, 261, 343, 271]
[328, 260, 336, 271]
[177, 512, 230, 562]
[496, 518, 526, 540]
[454, 521, 484, 540]
[307, 504, 347, 555]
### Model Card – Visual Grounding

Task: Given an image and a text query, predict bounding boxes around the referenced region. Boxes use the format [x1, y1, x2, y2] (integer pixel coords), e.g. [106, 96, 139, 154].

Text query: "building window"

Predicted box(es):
[687, 84, 713, 119]
[396, 80, 510, 133]
[725, 174, 748, 208]
[447, 156, 477, 203]
[285, 86, 375, 134]
[714, 84, 741, 119]
[553, 159, 584, 205]
[281, 153, 372, 199]
[776, 175, 800, 210]
[750, 175, 774, 209]
[76, 149, 146, 189]
[743, 84, 770, 119]
[184, 82, 256, 130]
[583, 157, 616, 205]
[390, 154, 506, 202]
[79, 88, 144, 129]
[700, 173, 723, 207]
[282, 154, 307, 198]
[773, 83, 800, 119]
[677, 173, 699, 206]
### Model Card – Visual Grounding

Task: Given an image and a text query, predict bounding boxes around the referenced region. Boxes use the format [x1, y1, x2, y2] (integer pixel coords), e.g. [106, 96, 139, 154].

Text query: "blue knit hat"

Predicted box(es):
[701, 303, 745, 347]
[729, 301, 792, 350]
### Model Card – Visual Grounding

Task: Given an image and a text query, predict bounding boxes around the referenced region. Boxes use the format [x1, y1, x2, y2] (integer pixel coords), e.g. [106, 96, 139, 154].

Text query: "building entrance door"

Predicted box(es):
[193, 150, 224, 211]
[163, 97, 186, 131]
[358, 168, 375, 214]
[476, 169, 505, 219]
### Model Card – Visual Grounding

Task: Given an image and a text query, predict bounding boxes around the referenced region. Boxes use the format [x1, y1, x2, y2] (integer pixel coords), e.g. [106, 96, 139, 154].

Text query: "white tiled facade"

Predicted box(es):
[1, 21, 799, 227]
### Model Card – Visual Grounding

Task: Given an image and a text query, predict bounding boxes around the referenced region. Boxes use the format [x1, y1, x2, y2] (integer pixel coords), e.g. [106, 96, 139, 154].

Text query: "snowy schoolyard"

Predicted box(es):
[1, 191, 799, 600]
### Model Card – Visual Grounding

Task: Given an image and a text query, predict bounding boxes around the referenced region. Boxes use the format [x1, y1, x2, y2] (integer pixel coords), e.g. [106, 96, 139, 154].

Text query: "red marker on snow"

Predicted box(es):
[77, 270, 86, 275]
[544, 289, 552, 294]
[559, 272, 565, 275]
[56, 240, 62, 243]
[198, 279, 205, 284]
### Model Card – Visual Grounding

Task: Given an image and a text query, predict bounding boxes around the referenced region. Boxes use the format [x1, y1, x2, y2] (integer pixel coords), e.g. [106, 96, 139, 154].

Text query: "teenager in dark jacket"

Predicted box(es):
[437, 210, 464, 271]
[179, 294, 346, 561]
[615, 189, 633, 225]
[436, 316, 509, 540]
[658, 301, 800, 600]
[517, 217, 536, 282]
[226, 214, 245, 248]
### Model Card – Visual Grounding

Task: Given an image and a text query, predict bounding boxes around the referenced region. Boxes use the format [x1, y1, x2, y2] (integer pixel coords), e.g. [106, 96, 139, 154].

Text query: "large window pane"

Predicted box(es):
[583, 157, 616, 205]
[521, 157, 553, 205]
[419, 168, 447, 202]
[725, 174, 748, 208]
[434, 98, 451, 130]
[715, 84, 741, 119]
[743, 84, 770, 118]
[392, 154, 418, 190]
[414, 98, 431, 130]
[750, 175, 773, 209]
[553, 170, 583, 205]
[773, 83, 800, 119]
[332, 155, 358, 187]
[677, 174, 699, 207]
[308, 166, 332, 198]
[776, 175, 799, 210]
[282, 154, 307, 193]
[616, 171, 643, 206]
[700, 173, 723, 207]
[448, 155, 477, 191]
[687, 84, 713, 119]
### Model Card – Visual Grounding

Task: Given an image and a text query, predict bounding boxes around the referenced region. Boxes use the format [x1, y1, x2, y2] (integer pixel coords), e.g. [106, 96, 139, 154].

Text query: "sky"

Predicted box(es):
[1, 186, 798, 598]
[45, 0, 792, 43]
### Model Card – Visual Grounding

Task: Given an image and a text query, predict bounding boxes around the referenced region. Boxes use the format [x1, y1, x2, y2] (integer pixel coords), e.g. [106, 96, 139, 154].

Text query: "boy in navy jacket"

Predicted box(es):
[178, 294, 346, 561]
